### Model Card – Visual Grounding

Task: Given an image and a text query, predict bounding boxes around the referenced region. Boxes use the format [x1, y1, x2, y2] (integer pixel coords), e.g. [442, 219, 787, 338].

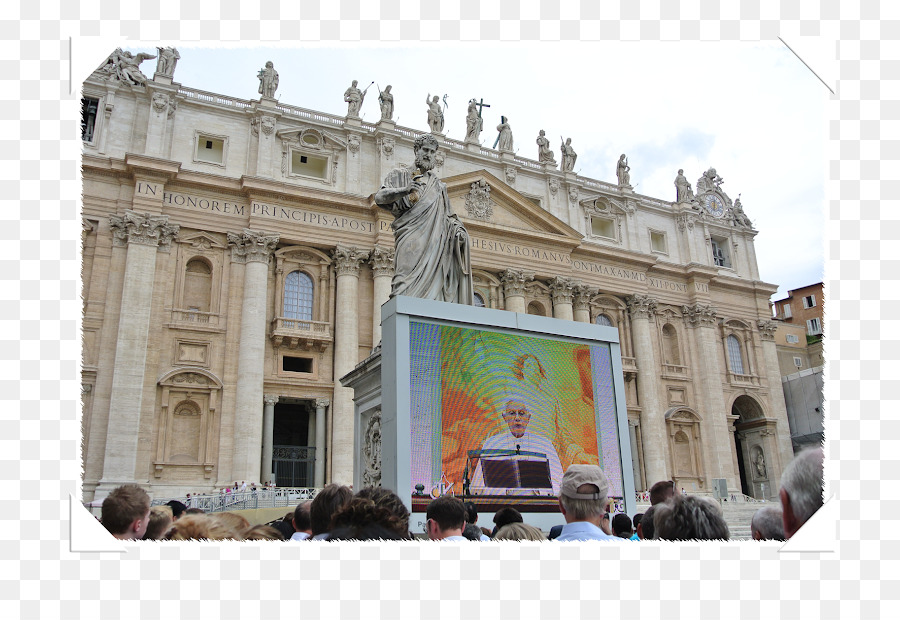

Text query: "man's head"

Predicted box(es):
[413, 134, 440, 171]
[309, 484, 353, 536]
[558, 465, 609, 525]
[502, 399, 531, 439]
[678, 168, 684, 175]
[356, 487, 411, 538]
[292, 501, 312, 535]
[265, 61, 273, 68]
[491, 506, 523, 536]
[653, 494, 729, 541]
[101, 484, 151, 540]
[779, 446, 825, 539]
[425, 496, 467, 540]
[165, 500, 187, 521]
[751, 506, 786, 541]
[432, 95, 439, 103]
[638, 505, 656, 539]
[464, 501, 478, 525]
[612, 513, 633, 539]
[649, 480, 676, 505]
[142, 505, 173, 540]
[352, 79, 358, 87]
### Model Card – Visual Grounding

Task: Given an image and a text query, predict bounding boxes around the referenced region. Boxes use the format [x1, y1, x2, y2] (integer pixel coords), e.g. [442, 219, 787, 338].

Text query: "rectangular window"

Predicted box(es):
[802, 295, 816, 309]
[783, 303, 792, 319]
[591, 217, 616, 239]
[710, 237, 731, 268]
[195, 134, 226, 165]
[786, 333, 799, 344]
[282, 356, 313, 373]
[650, 231, 667, 254]
[793, 356, 803, 368]
[82, 97, 99, 142]
[806, 317, 822, 335]
[290, 150, 328, 179]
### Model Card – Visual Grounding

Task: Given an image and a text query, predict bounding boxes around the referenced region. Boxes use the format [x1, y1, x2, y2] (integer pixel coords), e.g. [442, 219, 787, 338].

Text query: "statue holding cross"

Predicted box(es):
[465, 98, 489, 143]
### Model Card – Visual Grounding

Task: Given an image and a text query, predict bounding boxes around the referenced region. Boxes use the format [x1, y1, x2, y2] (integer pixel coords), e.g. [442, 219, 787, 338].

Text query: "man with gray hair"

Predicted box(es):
[554, 464, 619, 541]
[750, 506, 786, 541]
[779, 446, 825, 539]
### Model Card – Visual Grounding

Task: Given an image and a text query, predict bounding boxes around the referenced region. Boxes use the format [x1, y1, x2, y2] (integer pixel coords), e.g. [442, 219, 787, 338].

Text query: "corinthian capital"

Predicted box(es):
[625, 294, 657, 320]
[757, 319, 778, 341]
[572, 284, 594, 311]
[681, 303, 718, 327]
[315, 398, 331, 409]
[369, 245, 395, 278]
[548, 276, 576, 305]
[228, 228, 280, 264]
[109, 211, 180, 249]
[500, 269, 534, 297]
[332, 245, 369, 277]
[263, 394, 279, 406]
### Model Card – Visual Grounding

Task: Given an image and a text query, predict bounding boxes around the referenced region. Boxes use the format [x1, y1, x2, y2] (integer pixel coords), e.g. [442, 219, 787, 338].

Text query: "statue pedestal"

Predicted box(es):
[499, 150, 516, 163]
[464, 140, 482, 154]
[542, 163, 558, 173]
[152, 73, 173, 85]
[258, 96, 278, 109]
[618, 184, 634, 193]
[376, 119, 396, 131]
[341, 296, 636, 531]
[344, 116, 362, 128]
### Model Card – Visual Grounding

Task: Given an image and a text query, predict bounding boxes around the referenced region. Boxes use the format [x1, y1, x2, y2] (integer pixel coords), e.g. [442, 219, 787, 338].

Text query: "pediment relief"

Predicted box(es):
[275, 245, 332, 265]
[276, 125, 346, 151]
[443, 170, 582, 241]
[665, 407, 702, 422]
[177, 232, 227, 251]
[583, 196, 631, 216]
[723, 318, 752, 330]
[158, 367, 223, 389]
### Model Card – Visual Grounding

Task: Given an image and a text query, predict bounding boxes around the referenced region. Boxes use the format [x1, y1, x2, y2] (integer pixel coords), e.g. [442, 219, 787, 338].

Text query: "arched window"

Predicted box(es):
[662, 324, 681, 365]
[473, 292, 486, 308]
[284, 270, 314, 320]
[527, 301, 545, 316]
[595, 314, 613, 327]
[727, 335, 744, 374]
[183, 258, 212, 312]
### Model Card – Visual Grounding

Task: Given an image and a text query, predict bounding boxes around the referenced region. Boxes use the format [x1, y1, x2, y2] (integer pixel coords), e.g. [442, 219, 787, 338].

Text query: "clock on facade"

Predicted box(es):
[702, 193, 726, 218]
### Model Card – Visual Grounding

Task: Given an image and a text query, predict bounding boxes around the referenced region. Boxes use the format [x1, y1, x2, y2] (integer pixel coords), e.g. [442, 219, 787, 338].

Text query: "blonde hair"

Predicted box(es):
[494, 522, 546, 541]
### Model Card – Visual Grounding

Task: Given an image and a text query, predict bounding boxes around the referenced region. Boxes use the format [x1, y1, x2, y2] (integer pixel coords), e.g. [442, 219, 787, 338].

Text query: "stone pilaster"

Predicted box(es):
[314, 398, 330, 488]
[228, 229, 279, 484]
[332, 245, 369, 484]
[369, 245, 395, 345]
[500, 268, 533, 313]
[261, 394, 279, 485]
[625, 294, 667, 486]
[146, 86, 176, 158]
[97, 211, 179, 492]
[254, 114, 278, 177]
[548, 276, 576, 321]
[573, 284, 593, 323]
[757, 319, 795, 479]
[628, 419, 644, 491]
[682, 302, 738, 490]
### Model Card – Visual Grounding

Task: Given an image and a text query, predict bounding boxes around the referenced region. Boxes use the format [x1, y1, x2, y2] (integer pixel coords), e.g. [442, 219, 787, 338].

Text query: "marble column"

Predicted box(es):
[261, 394, 278, 485]
[757, 319, 796, 480]
[314, 398, 329, 488]
[548, 276, 576, 321]
[228, 228, 279, 484]
[625, 294, 667, 486]
[682, 303, 738, 490]
[369, 245, 395, 346]
[573, 285, 593, 323]
[500, 269, 533, 313]
[98, 211, 178, 490]
[331, 245, 369, 484]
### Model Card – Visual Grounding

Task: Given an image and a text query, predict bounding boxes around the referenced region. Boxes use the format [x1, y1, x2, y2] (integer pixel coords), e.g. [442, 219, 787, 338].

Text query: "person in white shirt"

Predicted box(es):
[554, 464, 620, 542]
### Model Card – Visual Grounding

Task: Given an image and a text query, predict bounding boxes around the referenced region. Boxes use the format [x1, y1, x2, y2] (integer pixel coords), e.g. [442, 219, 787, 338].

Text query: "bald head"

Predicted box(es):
[779, 446, 824, 539]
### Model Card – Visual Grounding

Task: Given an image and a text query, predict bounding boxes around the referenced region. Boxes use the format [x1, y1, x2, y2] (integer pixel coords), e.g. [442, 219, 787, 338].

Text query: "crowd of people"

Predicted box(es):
[99, 446, 824, 542]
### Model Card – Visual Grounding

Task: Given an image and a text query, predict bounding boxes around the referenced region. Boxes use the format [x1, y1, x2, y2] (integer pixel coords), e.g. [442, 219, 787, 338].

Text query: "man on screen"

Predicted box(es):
[471, 395, 564, 495]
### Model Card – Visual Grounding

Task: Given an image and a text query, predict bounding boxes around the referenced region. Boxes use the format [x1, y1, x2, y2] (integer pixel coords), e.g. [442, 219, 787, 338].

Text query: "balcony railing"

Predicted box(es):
[270, 316, 332, 351]
[729, 372, 760, 387]
[621, 356, 638, 381]
[662, 363, 689, 377]
[170, 308, 221, 328]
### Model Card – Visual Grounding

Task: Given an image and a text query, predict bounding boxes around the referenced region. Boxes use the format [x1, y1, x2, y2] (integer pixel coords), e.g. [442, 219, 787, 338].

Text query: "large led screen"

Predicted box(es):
[409, 321, 625, 503]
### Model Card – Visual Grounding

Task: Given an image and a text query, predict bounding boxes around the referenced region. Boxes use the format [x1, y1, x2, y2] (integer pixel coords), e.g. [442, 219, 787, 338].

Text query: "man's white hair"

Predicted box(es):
[780, 446, 824, 526]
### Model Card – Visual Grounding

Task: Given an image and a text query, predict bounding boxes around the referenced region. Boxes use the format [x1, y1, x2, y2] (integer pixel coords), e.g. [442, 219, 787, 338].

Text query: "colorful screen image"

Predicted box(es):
[409, 322, 624, 503]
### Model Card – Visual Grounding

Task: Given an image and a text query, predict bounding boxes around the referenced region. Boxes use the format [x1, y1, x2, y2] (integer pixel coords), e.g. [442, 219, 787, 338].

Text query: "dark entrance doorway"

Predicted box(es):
[273, 401, 315, 487]
[733, 431, 749, 496]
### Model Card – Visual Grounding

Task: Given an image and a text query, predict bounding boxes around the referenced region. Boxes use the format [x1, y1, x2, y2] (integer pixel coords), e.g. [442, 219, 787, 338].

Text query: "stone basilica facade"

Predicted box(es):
[80, 50, 793, 502]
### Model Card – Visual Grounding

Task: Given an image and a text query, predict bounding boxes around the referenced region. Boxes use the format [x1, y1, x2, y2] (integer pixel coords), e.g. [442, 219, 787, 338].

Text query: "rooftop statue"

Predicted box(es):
[674, 169, 694, 203]
[696, 167, 724, 194]
[536, 130, 556, 165]
[258, 61, 279, 98]
[426, 94, 445, 133]
[378, 85, 394, 121]
[155, 46, 180, 77]
[465, 99, 484, 143]
[617, 154, 631, 187]
[345, 80, 372, 117]
[99, 48, 156, 86]
[494, 116, 513, 152]
[560, 137, 577, 172]
[373, 134, 473, 304]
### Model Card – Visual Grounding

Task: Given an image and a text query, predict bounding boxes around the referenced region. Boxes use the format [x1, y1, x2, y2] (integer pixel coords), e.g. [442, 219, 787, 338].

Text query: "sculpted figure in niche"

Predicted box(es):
[378, 85, 394, 120]
[465, 99, 483, 143]
[258, 61, 279, 98]
[675, 169, 694, 202]
[560, 137, 577, 172]
[374, 134, 473, 304]
[536, 130, 556, 165]
[426, 93, 445, 133]
[754, 448, 767, 478]
[155, 46, 180, 76]
[617, 154, 631, 187]
[494, 116, 513, 151]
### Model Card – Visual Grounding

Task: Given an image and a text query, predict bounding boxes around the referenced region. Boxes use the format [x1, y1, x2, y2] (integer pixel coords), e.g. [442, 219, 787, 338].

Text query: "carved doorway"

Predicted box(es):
[731, 395, 774, 500]
[664, 408, 705, 492]
[273, 401, 315, 487]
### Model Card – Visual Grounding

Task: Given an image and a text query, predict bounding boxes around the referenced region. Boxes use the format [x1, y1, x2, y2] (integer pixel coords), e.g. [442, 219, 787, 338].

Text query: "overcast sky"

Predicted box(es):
[115, 42, 826, 302]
